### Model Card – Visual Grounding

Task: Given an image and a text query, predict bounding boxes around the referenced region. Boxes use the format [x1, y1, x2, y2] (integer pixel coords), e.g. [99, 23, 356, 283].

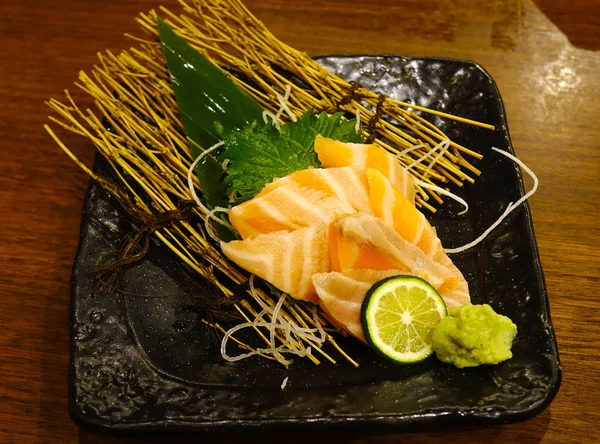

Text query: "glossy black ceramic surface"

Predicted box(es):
[69, 56, 561, 434]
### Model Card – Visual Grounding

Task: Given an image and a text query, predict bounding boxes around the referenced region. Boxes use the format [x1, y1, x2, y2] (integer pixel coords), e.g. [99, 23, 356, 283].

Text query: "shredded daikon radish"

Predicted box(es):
[284, 322, 312, 358]
[249, 275, 273, 314]
[221, 275, 320, 365]
[415, 178, 469, 215]
[425, 140, 451, 174]
[262, 110, 281, 130]
[188, 142, 236, 241]
[396, 143, 427, 160]
[204, 206, 234, 243]
[283, 322, 299, 355]
[228, 189, 239, 203]
[261, 85, 294, 129]
[269, 294, 293, 365]
[281, 376, 289, 390]
[445, 147, 538, 254]
[276, 85, 297, 122]
[275, 85, 292, 120]
[187, 142, 236, 241]
[355, 108, 361, 133]
[406, 140, 449, 171]
[310, 305, 327, 344]
[220, 314, 301, 363]
[220, 312, 269, 362]
[187, 140, 225, 215]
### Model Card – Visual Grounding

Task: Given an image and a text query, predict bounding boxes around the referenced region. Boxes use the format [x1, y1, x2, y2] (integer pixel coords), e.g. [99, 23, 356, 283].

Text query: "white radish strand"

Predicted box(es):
[281, 376, 289, 390]
[262, 85, 294, 129]
[276, 84, 297, 122]
[269, 294, 293, 365]
[221, 314, 300, 363]
[355, 108, 361, 133]
[220, 312, 269, 362]
[406, 140, 449, 171]
[187, 141, 237, 241]
[221, 275, 323, 365]
[275, 85, 292, 121]
[250, 276, 321, 340]
[445, 147, 539, 254]
[415, 178, 469, 215]
[406, 143, 440, 170]
[425, 139, 451, 175]
[310, 305, 327, 344]
[187, 140, 225, 216]
[249, 274, 274, 315]
[284, 322, 312, 358]
[396, 143, 427, 160]
[228, 189, 239, 203]
[220, 319, 314, 364]
[262, 110, 281, 130]
[249, 279, 322, 349]
[398, 140, 468, 214]
[204, 206, 234, 243]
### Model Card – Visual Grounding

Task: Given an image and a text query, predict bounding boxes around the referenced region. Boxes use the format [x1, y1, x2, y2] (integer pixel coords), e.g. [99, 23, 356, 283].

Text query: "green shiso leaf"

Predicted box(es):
[219, 120, 320, 198]
[282, 108, 365, 146]
[220, 109, 364, 199]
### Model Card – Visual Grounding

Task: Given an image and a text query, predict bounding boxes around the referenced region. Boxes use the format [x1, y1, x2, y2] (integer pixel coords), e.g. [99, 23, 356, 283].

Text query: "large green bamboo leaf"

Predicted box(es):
[157, 18, 264, 213]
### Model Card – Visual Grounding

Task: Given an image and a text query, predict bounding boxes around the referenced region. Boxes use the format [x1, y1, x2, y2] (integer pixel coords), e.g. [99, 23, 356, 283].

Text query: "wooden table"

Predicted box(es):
[1, 0, 598, 442]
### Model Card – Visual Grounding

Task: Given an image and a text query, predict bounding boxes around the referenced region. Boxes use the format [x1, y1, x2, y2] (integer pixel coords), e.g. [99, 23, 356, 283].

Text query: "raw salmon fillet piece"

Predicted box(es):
[229, 181, 354, 239]
[230, 166, 376, 239]
[259, 166, 373, 214]
[312, 269, 406, 342]
[220, 224, 329, 303]
[314, 135, 415, 204]
[329, 212, 470, 309]
[366, 169, 470, 309]
[315, 210, 470, 340]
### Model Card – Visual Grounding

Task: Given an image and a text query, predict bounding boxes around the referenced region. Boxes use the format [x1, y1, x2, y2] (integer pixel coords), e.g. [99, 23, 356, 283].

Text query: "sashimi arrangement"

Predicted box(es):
[218, 133, 509, 366]
[222, 137, 470, 317]
[44, 0, 535, 369]
[157, 16, 523, 367]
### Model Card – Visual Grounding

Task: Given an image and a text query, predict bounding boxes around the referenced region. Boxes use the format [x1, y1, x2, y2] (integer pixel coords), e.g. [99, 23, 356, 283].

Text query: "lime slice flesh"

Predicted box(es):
[361, 276, 447, 364]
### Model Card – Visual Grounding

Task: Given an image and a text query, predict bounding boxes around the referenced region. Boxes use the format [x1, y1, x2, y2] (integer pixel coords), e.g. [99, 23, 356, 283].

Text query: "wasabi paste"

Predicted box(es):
[432, 304, 517, 368]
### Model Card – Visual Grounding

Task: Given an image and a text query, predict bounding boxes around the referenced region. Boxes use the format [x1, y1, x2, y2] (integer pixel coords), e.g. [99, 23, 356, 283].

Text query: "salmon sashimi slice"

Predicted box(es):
[366, 169, 470, 308]
[220, 224, 329, 303]
[312, 269, 406, 342]
[229, 182, 355, 239]
[258, 166, 372, 214]
[314, 135, 415, 204]
[367, 168, 446, 255]
[329, 212, 470, 309]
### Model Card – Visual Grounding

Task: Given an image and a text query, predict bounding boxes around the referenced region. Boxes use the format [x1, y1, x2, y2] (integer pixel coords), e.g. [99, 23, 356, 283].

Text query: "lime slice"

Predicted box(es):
[361, 276, 447, 364]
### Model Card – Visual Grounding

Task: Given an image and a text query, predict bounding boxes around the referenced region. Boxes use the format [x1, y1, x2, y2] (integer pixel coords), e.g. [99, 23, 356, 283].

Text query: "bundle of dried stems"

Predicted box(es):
[44, 0, 493, 366]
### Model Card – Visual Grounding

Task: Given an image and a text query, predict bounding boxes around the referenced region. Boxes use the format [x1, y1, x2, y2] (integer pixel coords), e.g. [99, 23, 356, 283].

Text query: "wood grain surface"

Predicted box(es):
[1, 0, 598, 442]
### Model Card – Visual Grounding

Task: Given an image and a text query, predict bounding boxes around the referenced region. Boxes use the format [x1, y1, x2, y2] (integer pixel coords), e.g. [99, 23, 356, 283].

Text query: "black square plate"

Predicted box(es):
[69, 55, 561, 434]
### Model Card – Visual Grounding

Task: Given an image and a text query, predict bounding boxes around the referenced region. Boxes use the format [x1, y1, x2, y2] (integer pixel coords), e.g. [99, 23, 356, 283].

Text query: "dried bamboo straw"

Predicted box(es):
[45, 0, 493, 366]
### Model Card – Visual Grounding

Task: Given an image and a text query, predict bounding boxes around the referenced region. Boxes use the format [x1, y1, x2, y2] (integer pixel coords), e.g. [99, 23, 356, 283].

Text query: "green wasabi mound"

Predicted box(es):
[431, 304, 517, 368]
